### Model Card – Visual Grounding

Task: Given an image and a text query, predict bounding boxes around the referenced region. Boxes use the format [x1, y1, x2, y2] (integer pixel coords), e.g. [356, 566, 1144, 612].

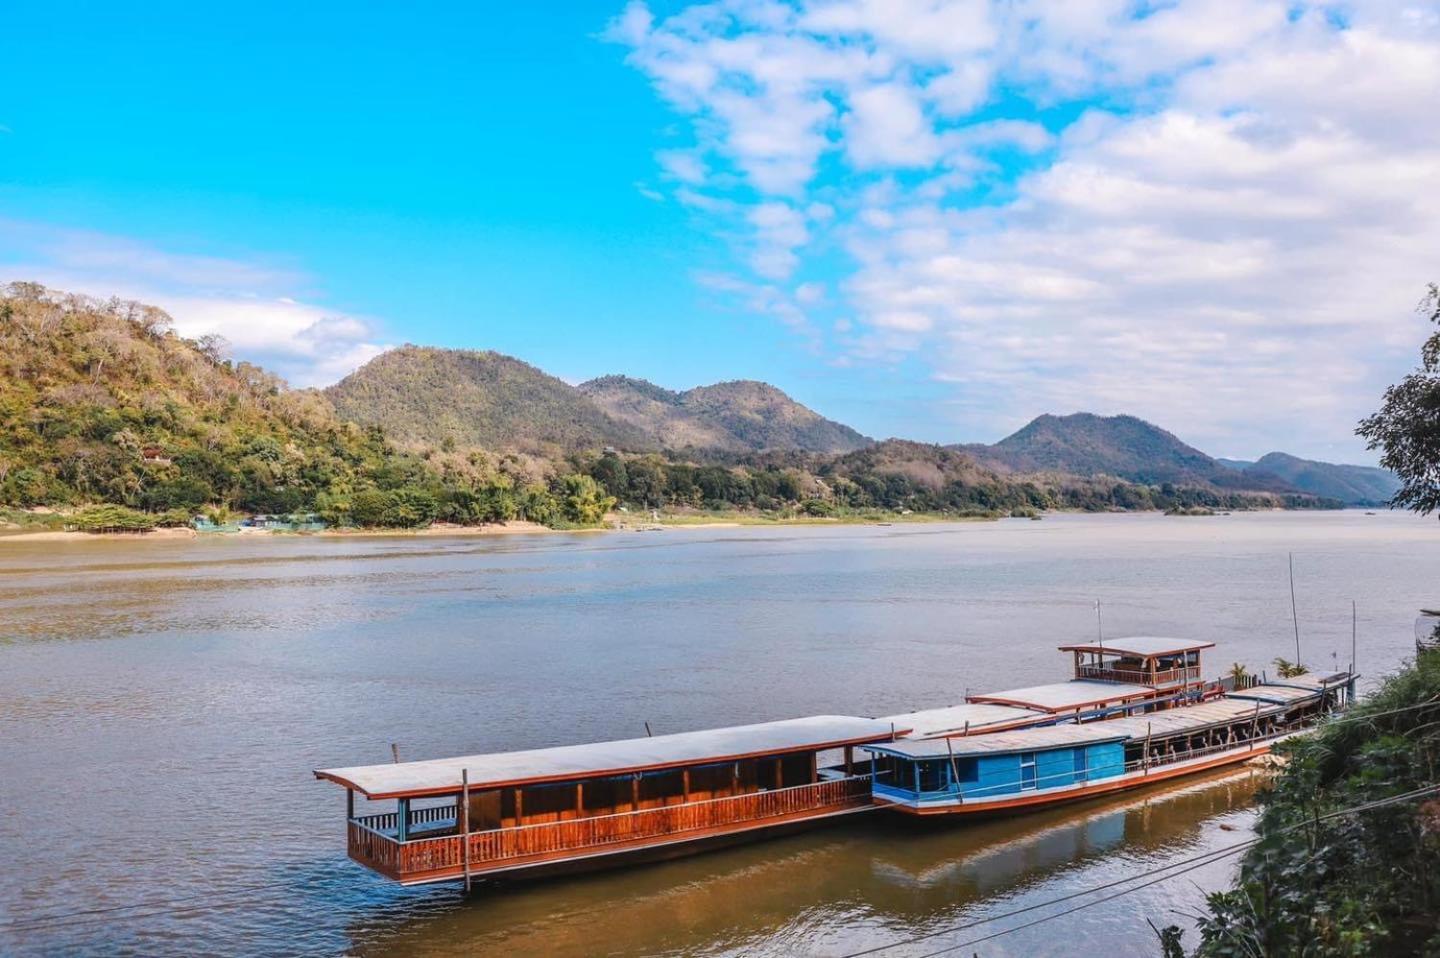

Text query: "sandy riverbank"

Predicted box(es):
[0, 512, 990, 543]
[0, 520, 572, 543]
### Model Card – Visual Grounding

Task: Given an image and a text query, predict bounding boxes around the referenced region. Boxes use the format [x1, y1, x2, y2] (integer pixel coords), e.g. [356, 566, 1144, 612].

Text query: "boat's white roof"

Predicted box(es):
[1266, 671, 1349, 691]
[865, 722, 1127, 760]
[880, 703, 1044, 739]
[867, 696, 1292, 760]
[1057, 636, 1216, 658]
[969, 679, 1159, 712]
[1229, 684, 1323, 705]
[316, 715, 897, 798]
[1085, 698, 1284, 740]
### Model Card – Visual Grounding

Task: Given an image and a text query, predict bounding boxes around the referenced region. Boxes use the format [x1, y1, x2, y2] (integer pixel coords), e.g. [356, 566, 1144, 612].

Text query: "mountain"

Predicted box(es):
[0, 283, 409, 514]
[578, 375, 871, 454]
[1219, 452, 1399, 506]
[326, 346, 652, 453]
[962, 413, 1289, 490]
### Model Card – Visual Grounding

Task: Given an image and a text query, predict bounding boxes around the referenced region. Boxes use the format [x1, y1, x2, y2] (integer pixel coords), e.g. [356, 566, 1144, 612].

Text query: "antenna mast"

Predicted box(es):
[1288, 552, 1302, 666]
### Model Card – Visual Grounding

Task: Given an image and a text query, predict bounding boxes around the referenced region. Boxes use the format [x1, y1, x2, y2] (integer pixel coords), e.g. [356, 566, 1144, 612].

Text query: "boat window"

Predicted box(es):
[952, 758, 978, 784]
[1020, 752, 1038, 790]
[917, 760, 946, 793]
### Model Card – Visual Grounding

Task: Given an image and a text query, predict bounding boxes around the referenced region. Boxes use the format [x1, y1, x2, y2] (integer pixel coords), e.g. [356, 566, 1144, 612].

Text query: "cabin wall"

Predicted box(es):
[1037, 749, 1075, 790]
[458, 753, 820, 833]
[970, 755, 1022, 798]
[1087, 742, 1125, 780]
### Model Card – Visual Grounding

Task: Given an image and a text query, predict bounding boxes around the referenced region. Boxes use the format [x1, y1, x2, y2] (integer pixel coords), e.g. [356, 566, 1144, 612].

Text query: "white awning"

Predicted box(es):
[315, 715, 898, 798]
[1057, 636, 1215, 658]
[866, 723, 1127, 760]
[968, 679, 1159, 712]
[879, 703, 1045, 739]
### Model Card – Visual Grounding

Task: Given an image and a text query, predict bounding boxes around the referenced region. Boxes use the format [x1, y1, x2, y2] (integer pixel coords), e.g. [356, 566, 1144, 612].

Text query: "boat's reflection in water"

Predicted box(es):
[349, 766, 1265, 957]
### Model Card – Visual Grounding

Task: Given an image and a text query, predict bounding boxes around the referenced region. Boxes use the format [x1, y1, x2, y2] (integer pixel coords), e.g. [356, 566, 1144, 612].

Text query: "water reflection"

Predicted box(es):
[352, 768, 1262, 957]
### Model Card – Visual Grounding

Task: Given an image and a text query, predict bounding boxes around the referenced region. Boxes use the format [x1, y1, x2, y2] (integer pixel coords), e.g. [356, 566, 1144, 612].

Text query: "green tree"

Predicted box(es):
[559, 473, 616, 525]
[1357, 284, 1440, 516]
[350, 489, 390, 527]
[590, 453, 628, 500]
[383, 487, 438, 528]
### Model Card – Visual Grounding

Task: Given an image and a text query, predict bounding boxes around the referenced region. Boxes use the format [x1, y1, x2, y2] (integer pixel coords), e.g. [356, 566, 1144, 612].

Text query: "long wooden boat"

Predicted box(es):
[314, 715, 899, 885]
[315, 637, 1354, 884]
[862, 672, 1354, 817]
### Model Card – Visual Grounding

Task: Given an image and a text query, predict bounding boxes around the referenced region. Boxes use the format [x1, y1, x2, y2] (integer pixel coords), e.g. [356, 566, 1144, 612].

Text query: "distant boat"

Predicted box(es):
[864, 671, 1351, 817]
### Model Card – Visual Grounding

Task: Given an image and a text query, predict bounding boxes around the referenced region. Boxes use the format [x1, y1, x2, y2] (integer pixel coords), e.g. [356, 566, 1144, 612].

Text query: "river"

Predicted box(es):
[1, 511, 1435, 956]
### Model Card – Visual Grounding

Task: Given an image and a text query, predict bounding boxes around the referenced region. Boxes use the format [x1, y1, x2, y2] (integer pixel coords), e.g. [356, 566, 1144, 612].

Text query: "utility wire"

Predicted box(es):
[837, 782, 1440, 958]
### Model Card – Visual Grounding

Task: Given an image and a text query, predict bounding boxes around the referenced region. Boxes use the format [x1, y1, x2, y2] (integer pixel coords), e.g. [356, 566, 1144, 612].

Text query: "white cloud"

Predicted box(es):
[612, 0, 1440, 459]
[0, 220, 390, 387]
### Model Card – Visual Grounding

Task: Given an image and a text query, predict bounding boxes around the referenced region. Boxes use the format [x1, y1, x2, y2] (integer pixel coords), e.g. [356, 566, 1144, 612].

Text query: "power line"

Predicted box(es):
[837, 782, 1440, 958]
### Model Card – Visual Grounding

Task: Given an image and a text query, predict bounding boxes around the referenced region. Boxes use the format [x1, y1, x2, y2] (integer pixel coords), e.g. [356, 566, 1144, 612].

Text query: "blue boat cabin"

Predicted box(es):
[866, 725, 1128, 806]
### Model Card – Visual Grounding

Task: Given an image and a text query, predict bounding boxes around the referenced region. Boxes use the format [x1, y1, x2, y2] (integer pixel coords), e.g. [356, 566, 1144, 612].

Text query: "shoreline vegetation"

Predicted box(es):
[0, 503, 1360, 544]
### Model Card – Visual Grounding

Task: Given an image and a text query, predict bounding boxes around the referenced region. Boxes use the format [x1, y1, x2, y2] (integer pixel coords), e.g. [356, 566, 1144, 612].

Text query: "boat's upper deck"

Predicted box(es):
[967, 679, 1162, 713]
[879, 702, 1045, 739]
[316, 714, 898, 799]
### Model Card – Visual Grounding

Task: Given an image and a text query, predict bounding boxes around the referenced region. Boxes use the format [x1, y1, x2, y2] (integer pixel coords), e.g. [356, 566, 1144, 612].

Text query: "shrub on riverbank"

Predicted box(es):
[1166, 652, 1440, 955]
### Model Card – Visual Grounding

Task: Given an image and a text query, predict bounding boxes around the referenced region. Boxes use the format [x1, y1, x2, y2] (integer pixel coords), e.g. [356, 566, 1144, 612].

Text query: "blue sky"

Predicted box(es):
[4, 1, 1439, 462]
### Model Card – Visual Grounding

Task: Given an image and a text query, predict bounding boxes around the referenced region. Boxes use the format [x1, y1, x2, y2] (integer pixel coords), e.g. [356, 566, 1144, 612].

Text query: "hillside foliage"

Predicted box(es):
[326, 346, 650, 455]
[580, 375, 871, 454]
[0, 285, 607, 529]
[1170, 651, 1440, 956]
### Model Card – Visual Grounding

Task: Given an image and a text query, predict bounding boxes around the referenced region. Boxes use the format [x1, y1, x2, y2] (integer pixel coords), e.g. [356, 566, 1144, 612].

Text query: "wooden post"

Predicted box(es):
[681, 769, 690, 802]
[576, 782, 584, 816]
[514, 788, 524, 825]
[844, 746, 853, 776]
[346, 788, 354, 822]
[810, 752, 818, 783]
[391, 742, 401, 764]
[1143, 723, 1152, 774]
[632, 774, 640, 810]
[396, 798, 409, 842]
[944, 737, 961, 792]
[461, 769, 471, 894]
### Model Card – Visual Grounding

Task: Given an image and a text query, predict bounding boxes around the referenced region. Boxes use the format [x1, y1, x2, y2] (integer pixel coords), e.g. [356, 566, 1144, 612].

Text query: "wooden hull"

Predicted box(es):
[382, 803, 874, 886]
[875, 737, 1284, 818]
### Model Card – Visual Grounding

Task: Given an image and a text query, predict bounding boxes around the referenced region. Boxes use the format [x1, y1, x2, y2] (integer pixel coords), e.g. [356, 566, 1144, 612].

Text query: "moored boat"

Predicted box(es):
[314, 715, 897, 885]
[862, 671, 1355, 816]
[314, 636, 1354, 884]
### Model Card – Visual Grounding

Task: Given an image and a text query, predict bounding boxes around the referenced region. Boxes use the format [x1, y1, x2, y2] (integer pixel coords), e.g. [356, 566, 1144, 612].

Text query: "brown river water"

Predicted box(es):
[0, 511, 1436, 956]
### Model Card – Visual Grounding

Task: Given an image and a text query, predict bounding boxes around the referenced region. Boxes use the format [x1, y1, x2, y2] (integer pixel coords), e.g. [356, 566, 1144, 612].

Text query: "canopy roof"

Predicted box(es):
[865, 723, 1127, 760]
[880, 703, 1044, 739]
[868, 697, 1288, 761]
[1057, 637, 1216, 658]
[1229, 684, 1324, 706]
[1267, 671, 1350, 691]
[968, 679, 1160, 713]
[1085, 697, 1283, 740]
[315, 715, 898, 799]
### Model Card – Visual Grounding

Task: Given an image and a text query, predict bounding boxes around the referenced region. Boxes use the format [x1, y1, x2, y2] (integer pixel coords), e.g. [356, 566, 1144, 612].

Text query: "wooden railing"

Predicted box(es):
[351, 803, 457, 835]
[1077, 664, 1201, 686]
[347, 775, 871, 880]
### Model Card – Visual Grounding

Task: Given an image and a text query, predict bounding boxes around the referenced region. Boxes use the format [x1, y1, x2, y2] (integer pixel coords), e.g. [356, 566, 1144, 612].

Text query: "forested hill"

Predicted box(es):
[963, 413, 1293, 492]
[1218, 452, 1400, 506]
[578, 375, 870, 454]
[325, 346, 651, 455]
[0, 283, 400, 514]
